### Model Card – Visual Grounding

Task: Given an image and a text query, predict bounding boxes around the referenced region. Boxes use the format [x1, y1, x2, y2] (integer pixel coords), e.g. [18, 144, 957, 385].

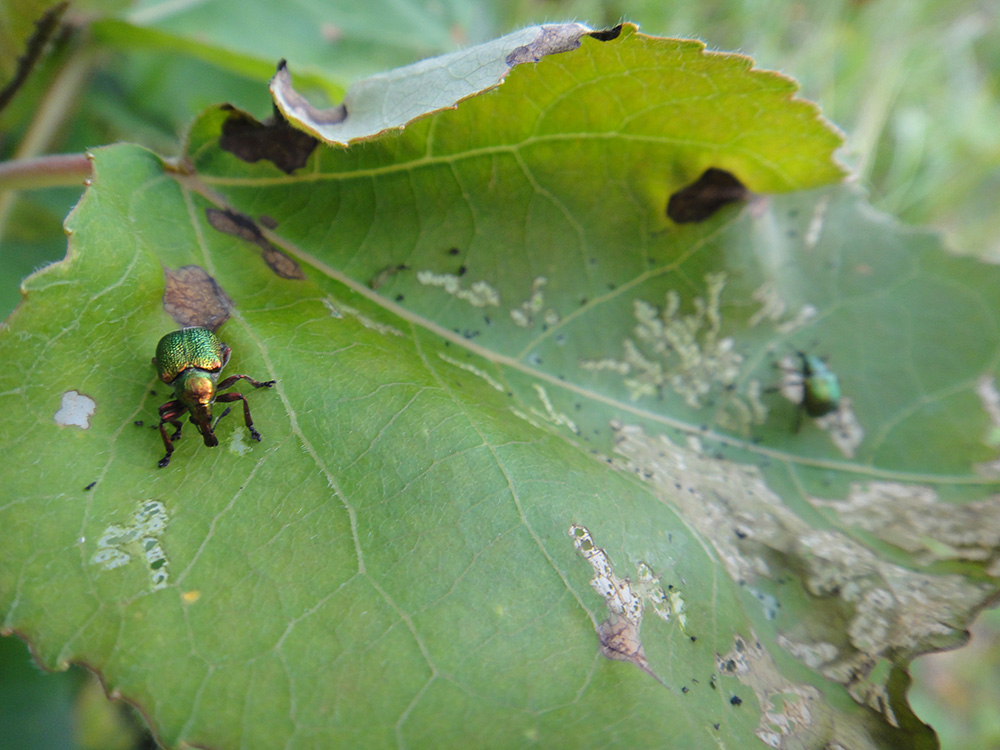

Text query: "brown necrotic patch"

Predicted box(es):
[667, 168, 749, 223]
[205, 207, 305, 280]
[504, 24, 590, 66]
[218, 102, 320, 174]
[162, 265, 233, 330]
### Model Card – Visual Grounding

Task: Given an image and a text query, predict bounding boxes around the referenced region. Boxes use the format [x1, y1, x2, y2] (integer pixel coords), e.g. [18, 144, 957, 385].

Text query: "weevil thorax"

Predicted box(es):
[174, 368, 220, 423]
[154, 327, 232, 423]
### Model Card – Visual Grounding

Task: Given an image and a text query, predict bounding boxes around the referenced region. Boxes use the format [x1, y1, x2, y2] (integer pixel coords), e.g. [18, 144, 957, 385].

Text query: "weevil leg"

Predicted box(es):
[217, 374, 276, 391]
[212, 406, 232, 430]
[216, 391, 263, 441]
[157, 401, 186, 468]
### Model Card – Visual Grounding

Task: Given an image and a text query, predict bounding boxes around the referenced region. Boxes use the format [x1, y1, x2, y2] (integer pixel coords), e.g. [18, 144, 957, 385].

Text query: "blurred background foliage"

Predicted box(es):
[1, 0, 997, 748]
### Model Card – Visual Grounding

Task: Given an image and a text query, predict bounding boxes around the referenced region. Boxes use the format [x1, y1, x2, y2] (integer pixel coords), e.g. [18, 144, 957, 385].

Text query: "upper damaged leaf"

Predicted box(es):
[268, 23, 844, 194]
[270, 23, 593, 145]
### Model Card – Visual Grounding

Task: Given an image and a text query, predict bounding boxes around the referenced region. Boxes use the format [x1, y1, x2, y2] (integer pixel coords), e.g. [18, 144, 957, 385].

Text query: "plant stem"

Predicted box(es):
[0, 154, 92, 191]
[0, 38, 96, 242]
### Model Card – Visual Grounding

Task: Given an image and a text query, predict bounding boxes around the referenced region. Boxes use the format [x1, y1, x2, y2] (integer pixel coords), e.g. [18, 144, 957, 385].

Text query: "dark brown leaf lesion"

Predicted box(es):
[162, 265, 233, 331]
[205, 207, 305, 280]
[218, 100, 320, 175]
[667, 167, 749, 223]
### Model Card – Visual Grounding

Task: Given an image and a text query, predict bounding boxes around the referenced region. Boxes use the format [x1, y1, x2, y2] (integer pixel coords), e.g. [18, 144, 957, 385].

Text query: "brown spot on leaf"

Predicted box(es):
[205, 207, 305, 280]
[598, 614, 646, 664]
[368, 264, 410, 290]
[667, 168, 749, 223]
[219, 101, 320, 174]
[505, 24, 589, 66]
[162, 265, 233, 331]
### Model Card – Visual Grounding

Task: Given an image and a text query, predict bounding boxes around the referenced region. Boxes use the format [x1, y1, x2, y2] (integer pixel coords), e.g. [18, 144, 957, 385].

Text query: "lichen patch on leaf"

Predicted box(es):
[510, 276, 551, 329]
[717, 633, 830, 749]
[811, 481, 1000, 574]
[748, 282, 817, 333]
[569, 524, 680, 684]
[611, 421, 995, 720]
[415, 270, 500, 308]
[530, 384, 580, 435]
[327, 298, 402, 337]
[438, 353, 505, 392]
[162, 264, 233, 330]
[91, 500, 170, 592]
[580, 273, 764, 432]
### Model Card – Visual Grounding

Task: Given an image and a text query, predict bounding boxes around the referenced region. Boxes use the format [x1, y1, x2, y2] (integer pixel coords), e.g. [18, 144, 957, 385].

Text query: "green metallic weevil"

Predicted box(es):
[795, 351, 840, 430]
[153, 327, 276, 468]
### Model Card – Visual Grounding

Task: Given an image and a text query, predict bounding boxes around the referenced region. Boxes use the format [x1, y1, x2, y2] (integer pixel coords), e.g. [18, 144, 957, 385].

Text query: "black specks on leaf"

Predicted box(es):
[457, 265, 467, 277]
[218, 102, 319, 174]
[134, 420, 144, 427]
[681, 686, 689, 694]
[205, 207, 305, 280]
[395, 294, 405, 302]
[667, 168, 749, 223]
[83, 481, 97, 491]
[730, 695, 743, 707]
[588, 25, 623, 42]
[162, 265, 233, 330]
[447, 247, 461, 256]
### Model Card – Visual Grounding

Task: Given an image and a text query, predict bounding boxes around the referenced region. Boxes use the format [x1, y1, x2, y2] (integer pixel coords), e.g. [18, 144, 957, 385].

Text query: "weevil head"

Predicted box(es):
[173, 368, 220, 442]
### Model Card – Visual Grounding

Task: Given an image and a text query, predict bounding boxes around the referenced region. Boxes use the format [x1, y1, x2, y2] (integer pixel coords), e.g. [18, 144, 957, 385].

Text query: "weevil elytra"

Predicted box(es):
[153, 327, 275, 468]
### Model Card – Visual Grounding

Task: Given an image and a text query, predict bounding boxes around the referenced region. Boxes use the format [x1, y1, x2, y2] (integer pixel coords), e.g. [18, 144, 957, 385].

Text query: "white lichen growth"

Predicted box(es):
[510, 276, 550, 328]
[416, 270, 500, 308]
[91, 500, 170, 591]
[580, 273, 765, 431]
[530, 384, 580, 435]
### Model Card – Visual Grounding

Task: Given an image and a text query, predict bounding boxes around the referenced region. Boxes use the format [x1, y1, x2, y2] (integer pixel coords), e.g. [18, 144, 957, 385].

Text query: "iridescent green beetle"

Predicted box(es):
[795, 351, 840, 429]
[153, 327, 276, 467]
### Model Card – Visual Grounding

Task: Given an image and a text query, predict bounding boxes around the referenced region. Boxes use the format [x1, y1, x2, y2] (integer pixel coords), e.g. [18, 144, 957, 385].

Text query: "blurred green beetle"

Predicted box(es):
[153, 327, 276, 467]
[794, 351, 840, 430]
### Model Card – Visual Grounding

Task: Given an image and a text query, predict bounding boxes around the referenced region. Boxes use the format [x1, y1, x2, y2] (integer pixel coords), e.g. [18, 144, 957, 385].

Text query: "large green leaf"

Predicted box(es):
[2, 23, 996, 749]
